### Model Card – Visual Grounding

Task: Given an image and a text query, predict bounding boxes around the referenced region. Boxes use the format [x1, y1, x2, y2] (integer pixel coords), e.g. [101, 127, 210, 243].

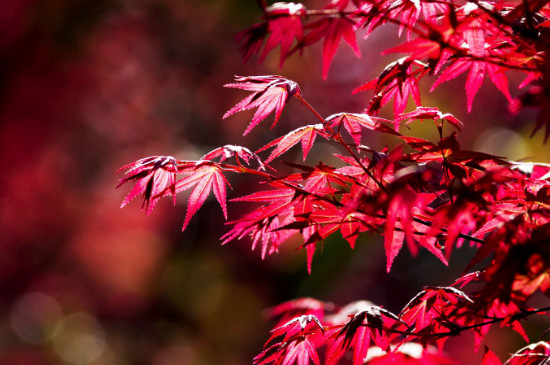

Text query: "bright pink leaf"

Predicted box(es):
[301, 14, 361, 79]
[354, 58, 428, 119]
[325, 113, 399, 146]
[258, 124, 327, 163]
[223, 75, 301, 135]
[117, 156, 181, 214]
[399, 107, 463, 129]
[174, 163, 230, 231]
[260, 3, 307, 67]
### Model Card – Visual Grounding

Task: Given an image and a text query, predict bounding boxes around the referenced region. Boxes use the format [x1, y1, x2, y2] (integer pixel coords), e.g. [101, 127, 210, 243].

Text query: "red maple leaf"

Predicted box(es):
[300, 13, 361, 80]
[386, 0, 422, 40]
[325, 113, 399, 147]
[477, 299, 529, 350]
[235, 21, 268, 65]
[254, 337, 321, 365]
[257, 124, 328, 163]
[117, 156, 181, 214]
[221, 187, 300, 258]
[268, 314, 325, 344]
[384, 185, 421, 271]
[431, 57, 512, 112]
[354, 58, 428, 120]
[173, 162, 231, 231]
[236, 3, 306, 67]
[255, 315, 324, 365]
[201, 144, 265, 170]
[326, 305, 398, 365]
[429, 20, 514, 112]
[398, 107, 462, 130]
[384, 34, 455, 74]
[262, 3, 306, 67]
[398, 286, 473, 344]
[223, 75, 301, 135]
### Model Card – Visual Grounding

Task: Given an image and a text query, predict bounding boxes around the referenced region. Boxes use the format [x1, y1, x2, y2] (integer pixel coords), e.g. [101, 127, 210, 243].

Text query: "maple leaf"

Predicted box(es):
[398, 286, 473, 347]
[512, 162, 550, 180]
[293, 201, 344, 274]
[386, 0, 422, 40]
[117, 156, 182, 214]
[261, 165, 372, 254]
[324, 300, 374, 324]
[479, 300, 530, 350]
[301, 199, 364, 250]
[354, 0, 438, 42]
[452, 271, 482, 289]
[383, 35, 453, 74]
[173, 162, 231, 231]
[300, 162, 355, 193]
[449, 283, 530, 352]
[221, 187, 300, 258]
[223, 75, 301, 135]
[222, 163, 362, 272]
[398, 107, 462, 130]
[256, 314, 324, 365]
[325, 113, 399, 147]
[354, 58, 428, 120]
[326, 305, 398, 365]
[433, 204, 478, 259]
[300, 13, 361, 80]
[432, 58, 512, 113]
[262, 3, 307, 67]
[268, 314, 325, 344]
[236, 3, 306, 67]
[365, 166, 448, 272]
[403, 132, 508, 179]
[254, 337, 321, 365]
[353, 1, 386, 39]
[384, 186, 420, 272]
[201, 144, 265, 170]
[504, 0, 549, 23]
[257, 124, 328, 163]
[236, 21, 268, 64]
[430, 36, 514, 112]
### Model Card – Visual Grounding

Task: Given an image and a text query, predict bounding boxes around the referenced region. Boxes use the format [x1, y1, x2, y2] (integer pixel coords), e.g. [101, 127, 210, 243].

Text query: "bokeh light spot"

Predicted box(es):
[52, 312, 106, 365]
[10, 291, 63, 344]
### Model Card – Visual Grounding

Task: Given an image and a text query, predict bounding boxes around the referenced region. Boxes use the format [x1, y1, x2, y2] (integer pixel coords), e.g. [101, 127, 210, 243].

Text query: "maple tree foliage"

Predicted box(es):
[118, 0, 550, 364]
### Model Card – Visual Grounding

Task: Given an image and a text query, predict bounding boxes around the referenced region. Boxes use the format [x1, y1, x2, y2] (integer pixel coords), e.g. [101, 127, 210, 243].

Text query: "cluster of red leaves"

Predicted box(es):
[118, 75, 550, 363]
[118, 0, 550, 364]
[238, 0, 549, 134]
[251, 270, 550, 365]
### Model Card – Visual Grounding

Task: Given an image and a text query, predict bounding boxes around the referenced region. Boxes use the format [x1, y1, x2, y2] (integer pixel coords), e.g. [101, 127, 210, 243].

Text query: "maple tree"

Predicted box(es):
[118, 0, 550, 364]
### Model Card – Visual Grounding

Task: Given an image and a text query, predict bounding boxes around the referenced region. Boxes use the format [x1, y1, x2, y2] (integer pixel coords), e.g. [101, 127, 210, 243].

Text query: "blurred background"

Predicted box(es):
[1, 0, 549, 364]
